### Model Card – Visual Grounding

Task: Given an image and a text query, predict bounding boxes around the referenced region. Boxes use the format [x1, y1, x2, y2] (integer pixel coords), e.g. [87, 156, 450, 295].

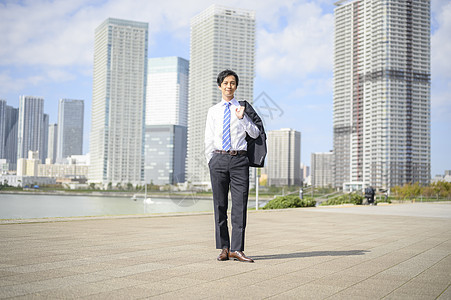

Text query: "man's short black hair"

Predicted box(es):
[217, 69, 239, 87]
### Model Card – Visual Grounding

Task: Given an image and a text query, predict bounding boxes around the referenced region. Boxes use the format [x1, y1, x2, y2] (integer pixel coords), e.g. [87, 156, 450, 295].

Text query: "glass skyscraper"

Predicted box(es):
[47, 124, 58, 164]
[57, 99, 84, 162]
[1, 103, 18, 170]
[144, 125, 187, 185]
[146, 57, 189, 127]
[145, 56, 189, 185]
[17, 96, 47, 164]
[0, 100, 6, 160]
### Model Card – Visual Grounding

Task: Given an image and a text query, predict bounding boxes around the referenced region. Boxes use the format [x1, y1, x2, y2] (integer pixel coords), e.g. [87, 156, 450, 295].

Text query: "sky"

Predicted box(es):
[0, 0, 450, 177]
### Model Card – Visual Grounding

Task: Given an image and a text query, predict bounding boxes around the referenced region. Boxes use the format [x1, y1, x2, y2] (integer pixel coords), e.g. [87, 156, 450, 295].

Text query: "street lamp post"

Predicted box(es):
[255, 168, 259, 210]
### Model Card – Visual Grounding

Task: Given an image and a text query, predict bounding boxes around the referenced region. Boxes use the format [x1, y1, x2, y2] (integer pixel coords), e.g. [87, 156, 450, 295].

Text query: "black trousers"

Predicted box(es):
[209, 153, 249, 251]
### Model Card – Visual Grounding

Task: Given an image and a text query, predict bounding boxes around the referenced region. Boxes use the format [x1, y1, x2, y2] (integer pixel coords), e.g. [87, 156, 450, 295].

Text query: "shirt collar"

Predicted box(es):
[221, 98, 239, 107]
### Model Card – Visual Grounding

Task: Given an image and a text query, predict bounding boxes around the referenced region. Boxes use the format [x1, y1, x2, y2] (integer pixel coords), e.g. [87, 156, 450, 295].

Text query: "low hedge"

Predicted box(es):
[263, 195, 316, 210]
[320, 193, 363, 206]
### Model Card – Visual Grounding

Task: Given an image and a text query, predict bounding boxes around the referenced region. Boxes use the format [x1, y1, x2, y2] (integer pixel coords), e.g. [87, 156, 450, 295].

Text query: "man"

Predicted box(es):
[205, 69, 260, 263]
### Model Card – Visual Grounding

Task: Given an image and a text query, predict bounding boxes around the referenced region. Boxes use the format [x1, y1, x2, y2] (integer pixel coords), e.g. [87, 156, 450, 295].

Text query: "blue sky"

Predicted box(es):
[0, 0, 450, 176]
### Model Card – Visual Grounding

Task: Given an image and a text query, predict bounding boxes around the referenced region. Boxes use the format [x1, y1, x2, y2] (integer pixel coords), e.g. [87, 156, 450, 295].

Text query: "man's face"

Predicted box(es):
[218, 75, 237, 101]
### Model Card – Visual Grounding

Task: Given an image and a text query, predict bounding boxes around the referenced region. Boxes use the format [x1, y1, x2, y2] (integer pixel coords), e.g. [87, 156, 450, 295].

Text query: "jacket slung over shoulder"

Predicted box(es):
[239, 100, 267, 168]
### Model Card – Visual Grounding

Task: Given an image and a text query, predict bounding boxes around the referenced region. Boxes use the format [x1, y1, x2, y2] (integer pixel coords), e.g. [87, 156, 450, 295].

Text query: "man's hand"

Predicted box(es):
[235, 106, 245, 119]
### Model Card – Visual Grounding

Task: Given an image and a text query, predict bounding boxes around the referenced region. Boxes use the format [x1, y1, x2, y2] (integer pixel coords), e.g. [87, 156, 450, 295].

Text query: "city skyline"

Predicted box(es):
[0, 0, 449, 176]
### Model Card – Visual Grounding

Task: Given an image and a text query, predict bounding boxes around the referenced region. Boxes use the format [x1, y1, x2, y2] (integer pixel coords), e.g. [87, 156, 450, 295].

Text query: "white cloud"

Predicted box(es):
[0, 0, 198, 67]
[0, 70, 45, 94]
[0, 0, 335, 98]
[256, 2, 334, 81]
[431, 0, 451, 121]
[288, 77, 333, 100]
[431, 1, 451, 80]
[0, 0, 93, 66]
[0, 0, 447, 108]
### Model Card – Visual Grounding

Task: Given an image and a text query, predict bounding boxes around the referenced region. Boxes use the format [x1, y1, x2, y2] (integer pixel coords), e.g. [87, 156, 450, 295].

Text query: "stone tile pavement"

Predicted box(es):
[0, 202, 450, 299]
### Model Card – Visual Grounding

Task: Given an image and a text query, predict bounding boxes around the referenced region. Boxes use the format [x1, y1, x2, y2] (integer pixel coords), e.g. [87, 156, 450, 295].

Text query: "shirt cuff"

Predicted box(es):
[239, 114, 251, 124]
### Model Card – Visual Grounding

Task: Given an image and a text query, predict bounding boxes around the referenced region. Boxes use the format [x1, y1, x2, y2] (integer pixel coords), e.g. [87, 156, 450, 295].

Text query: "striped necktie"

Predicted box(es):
[222, 102, 231, 151]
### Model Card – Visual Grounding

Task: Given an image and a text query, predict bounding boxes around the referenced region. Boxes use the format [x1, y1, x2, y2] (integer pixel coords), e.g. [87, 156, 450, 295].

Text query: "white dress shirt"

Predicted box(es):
[205, 98, 260, 163]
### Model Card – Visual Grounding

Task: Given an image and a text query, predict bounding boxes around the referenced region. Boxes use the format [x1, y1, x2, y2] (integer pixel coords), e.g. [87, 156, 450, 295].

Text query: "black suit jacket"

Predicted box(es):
[239, 101, 267, 168]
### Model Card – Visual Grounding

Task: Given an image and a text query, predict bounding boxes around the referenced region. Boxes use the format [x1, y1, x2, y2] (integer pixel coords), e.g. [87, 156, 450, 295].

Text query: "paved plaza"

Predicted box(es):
[0, 202, 450, 299]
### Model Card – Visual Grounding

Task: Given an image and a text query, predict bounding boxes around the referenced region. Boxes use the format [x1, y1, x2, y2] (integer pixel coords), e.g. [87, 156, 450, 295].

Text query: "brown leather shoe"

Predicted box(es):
[217, 248, 229, 261]
[229, 251, 254, 263]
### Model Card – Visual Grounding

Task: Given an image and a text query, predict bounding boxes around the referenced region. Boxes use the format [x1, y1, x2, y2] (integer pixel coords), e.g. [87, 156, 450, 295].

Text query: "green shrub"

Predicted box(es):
[320, 193, 363, 206]
[263, 195, 316, 210]
[350, 193, 363, 205]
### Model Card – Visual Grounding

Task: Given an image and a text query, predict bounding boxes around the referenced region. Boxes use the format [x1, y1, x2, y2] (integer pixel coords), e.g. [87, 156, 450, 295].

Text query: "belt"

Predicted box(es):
[214, 150, 247, 156]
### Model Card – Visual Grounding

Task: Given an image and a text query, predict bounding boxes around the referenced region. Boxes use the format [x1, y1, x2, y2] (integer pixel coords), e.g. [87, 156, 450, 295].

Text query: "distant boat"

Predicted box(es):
[143, 197, 154, 204]
[132, 184, 152, 204]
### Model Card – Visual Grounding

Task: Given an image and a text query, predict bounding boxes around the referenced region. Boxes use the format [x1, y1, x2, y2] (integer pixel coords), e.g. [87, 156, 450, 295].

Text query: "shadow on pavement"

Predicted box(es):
[252, 250, 369, 260]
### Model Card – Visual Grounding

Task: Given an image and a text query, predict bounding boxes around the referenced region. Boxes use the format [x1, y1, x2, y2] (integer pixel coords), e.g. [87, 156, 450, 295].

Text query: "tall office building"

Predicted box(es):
[2, 105, 18, 170]
[266, 128, 301, 187]
[0, 100, 6, 159]
[186, 5, 256, 184]
[300, 163, 310, 183]
[47, 124, 58, 163]
[146, 57, 189, 126]
[57, 99, 84, 162]
[41, 114, 49, 164]
[89, 18, 148, 185]
[144, 125, 187, 185]
[333, 0, 430, 190]
[145, 57, 189, 185]
[17, 96, 47, 164]
[311, 151, 334, 188]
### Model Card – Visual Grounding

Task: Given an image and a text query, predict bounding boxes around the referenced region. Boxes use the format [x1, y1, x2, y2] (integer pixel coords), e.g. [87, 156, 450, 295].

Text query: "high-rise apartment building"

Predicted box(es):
[57, 99, 84, 162]
[146, 57, 189, 126]
[47, 124, 58, 164]
[333, 0, 430, 190]
[311, 151, 334, 188]
[186, 5, 256, 184]
[17, 96, 47, 164]
[90, 18, 148, 185]
[266, 128, 301, 186]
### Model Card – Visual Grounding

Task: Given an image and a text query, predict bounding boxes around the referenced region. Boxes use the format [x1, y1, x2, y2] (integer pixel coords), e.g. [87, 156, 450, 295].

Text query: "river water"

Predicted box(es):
[0, 193, 216, 219]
